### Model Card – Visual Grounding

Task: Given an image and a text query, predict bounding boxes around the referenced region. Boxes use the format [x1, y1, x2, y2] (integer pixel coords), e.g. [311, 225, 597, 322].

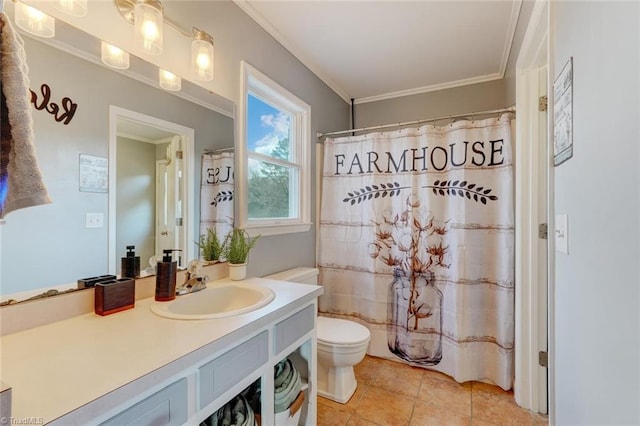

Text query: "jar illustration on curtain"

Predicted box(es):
[387, 268, 443, 365]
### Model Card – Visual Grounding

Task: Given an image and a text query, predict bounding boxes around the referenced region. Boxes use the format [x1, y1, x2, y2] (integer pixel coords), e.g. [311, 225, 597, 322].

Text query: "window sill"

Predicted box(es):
[244, 222, 312, 237]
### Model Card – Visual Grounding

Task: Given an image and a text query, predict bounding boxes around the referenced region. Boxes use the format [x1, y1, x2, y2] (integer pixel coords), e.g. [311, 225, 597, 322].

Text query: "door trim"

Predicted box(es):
[514, 0, 549, 414]
[108, 106, 195, 275]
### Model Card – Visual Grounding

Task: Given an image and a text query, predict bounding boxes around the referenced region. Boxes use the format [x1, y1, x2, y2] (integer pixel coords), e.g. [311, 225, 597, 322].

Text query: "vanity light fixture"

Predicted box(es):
[56, 0, 87, 17]
[191, 28, 214, 81]
[101, 41, 130, 70]
[159, 69, 181, 92]
[14, 2, 55, 38]
[114, 0, 215, 80]
[134, 0, 163, 55]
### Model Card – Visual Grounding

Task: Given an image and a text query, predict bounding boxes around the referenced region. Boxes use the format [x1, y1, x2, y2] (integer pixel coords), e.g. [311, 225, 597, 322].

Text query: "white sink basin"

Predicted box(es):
[150, 282, 275, 320]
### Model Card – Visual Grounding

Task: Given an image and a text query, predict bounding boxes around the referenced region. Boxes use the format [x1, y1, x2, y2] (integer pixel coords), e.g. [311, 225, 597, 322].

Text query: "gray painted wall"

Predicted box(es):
[553, 1, 640, 423]
[116, 137, 157, 274]
[353, 79, 508, 129]
[168, 1, 352, 278]
[1, 37, 233, 296]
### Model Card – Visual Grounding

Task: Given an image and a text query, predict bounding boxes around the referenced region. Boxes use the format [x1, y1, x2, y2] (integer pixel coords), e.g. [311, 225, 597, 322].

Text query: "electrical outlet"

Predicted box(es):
[86, 212, 104, 229]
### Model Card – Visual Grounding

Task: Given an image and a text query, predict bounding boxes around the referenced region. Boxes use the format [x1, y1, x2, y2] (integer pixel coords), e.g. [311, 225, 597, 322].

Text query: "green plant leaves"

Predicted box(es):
[197, 228, 224, 261]
[223, 228, 260, 264]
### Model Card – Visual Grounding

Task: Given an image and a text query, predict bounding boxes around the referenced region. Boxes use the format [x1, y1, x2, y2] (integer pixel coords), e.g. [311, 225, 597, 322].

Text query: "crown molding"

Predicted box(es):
[233, 0, 351, 104]
[234, 0, 522, 106]
[354, 73, 504, 105]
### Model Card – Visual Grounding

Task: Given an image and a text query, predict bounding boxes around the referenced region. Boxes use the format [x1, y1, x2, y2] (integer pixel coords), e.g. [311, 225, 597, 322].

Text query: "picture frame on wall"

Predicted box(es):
[553, 57, 573, 166]
[79, 154, 108, 193]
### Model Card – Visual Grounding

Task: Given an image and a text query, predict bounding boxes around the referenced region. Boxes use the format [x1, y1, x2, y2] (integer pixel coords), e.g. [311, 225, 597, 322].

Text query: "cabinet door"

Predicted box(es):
[273, 305, 314, 354]
[100, 378, 187, 426]
[199, 331, 269, 409]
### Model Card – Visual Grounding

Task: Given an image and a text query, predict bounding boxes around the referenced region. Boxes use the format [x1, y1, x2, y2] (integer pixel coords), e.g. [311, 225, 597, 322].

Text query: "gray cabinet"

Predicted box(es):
[98, 302, 317, 425]
[199, 306, 317, 425]
[274, 305, 314, 355]
[198, 331, 269, 409]
[100, 378, 187, 426]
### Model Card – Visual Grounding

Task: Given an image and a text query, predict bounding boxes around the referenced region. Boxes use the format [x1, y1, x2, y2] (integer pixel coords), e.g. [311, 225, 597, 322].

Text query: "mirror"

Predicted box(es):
[112, 108, 195, 275]
[0, 11, 235, 302]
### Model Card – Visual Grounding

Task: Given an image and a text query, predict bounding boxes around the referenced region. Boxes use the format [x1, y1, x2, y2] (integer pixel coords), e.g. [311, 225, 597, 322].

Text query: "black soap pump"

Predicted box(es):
[155, 249, 180, 301]
[121, 245, 140, 279]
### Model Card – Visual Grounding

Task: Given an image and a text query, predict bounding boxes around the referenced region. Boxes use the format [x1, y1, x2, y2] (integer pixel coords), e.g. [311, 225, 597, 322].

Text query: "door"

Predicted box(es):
[155, 158, 173, 257]
[536, 65, 549, 415]
[155, 135, 184, 265]
[514, 0, 549, 414]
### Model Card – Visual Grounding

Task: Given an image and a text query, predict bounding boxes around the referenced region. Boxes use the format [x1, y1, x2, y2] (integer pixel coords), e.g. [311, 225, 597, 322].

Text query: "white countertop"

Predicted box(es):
[0, 277, 322, 423]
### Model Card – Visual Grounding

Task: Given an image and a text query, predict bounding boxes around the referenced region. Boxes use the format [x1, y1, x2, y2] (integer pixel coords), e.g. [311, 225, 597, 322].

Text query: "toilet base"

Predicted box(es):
[317, 381, 357, 404]
[317, 364, 358, 404]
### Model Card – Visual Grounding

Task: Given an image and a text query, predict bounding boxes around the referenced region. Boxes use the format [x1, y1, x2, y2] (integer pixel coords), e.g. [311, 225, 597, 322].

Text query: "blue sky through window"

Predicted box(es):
[247, 94, 291, 158]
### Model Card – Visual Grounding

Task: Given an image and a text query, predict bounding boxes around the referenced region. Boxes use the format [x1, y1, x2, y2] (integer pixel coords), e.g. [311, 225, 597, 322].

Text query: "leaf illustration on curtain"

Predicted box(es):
[210, 190, 234, 207]
[423, 180, 499, 205]
[342, 182, 410, 205]
[342, 181, 498, 206]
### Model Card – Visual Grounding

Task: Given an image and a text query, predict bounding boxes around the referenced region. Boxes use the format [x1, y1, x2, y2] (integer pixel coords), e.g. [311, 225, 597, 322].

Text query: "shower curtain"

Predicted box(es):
[200, 152, 234, 241]
[317, 113, 514, 390]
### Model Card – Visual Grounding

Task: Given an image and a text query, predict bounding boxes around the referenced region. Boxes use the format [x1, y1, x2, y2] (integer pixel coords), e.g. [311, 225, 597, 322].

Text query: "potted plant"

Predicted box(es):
[223, 228, 260, 280]
[197, 228, 225, 264]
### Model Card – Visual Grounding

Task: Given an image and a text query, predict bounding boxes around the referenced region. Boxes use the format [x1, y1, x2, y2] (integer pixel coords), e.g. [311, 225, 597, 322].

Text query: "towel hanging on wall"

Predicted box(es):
[0, 12, 51, 220]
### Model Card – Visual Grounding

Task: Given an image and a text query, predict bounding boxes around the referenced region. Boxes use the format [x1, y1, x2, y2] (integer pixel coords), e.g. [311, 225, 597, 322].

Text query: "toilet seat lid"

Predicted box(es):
[317, 317, 370, 345]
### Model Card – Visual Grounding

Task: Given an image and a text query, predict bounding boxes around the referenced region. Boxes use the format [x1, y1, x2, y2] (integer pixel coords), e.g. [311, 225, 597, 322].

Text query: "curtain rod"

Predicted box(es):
[203, 147, 234, 154]
[317, 106, 515, 139]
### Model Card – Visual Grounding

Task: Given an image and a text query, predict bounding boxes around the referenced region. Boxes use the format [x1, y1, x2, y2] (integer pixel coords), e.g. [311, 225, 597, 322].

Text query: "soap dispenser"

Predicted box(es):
[155, 249, 179, 301]
[121, 245, 140, 279]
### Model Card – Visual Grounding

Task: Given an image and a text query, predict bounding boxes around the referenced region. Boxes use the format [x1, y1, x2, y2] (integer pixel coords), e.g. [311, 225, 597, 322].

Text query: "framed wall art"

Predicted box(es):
[79, 154, 108, 193]
[553, 57, 573, 166]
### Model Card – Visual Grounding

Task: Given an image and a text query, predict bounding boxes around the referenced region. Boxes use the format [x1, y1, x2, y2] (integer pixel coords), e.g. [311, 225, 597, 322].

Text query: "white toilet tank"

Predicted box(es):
[264, 267, 319, 285]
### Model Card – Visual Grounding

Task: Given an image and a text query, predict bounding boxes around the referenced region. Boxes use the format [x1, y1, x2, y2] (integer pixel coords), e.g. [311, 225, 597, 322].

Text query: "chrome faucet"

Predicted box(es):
[176, 260, 208, 295]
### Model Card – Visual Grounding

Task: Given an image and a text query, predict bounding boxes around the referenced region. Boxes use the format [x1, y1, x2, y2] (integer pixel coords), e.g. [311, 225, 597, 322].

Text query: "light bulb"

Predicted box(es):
[134, 0, 163, 55]
[15, 3, 55, 38]
[101, 41, 130, 70]
[159, 69, 181, 92]
[191, 29, 214, 81]
[196, 53, 210, 70]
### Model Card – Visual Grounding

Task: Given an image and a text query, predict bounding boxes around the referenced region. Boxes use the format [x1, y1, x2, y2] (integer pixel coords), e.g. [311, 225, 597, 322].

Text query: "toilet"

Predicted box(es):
[264, 267, 371, 404]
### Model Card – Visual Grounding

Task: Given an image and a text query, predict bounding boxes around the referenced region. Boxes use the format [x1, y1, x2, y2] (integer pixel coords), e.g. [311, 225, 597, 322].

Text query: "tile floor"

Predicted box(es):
[317, 356, 548, 426]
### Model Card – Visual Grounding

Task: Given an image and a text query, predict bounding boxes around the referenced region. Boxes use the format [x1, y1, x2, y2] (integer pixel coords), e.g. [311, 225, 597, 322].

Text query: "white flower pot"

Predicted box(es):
[228, 262, 247, 280]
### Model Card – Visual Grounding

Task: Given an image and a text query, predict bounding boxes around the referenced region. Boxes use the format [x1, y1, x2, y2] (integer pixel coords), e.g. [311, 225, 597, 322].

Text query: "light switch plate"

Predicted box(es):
[86, 212, 104, 228]
[555, 214, 568, 254]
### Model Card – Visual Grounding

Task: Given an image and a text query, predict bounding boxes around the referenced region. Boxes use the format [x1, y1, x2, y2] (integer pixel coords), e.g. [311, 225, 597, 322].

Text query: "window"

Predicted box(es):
[238, 62, 311, 236]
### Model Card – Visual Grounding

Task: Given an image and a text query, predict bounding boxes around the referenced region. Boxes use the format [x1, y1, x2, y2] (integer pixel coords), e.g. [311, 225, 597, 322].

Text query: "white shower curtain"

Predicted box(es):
[200, 152, 234, 241]
[318, 113, 514, 390]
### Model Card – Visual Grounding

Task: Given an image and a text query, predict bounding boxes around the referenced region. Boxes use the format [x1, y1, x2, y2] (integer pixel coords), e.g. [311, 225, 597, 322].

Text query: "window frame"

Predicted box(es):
[237, 61, 311, 236]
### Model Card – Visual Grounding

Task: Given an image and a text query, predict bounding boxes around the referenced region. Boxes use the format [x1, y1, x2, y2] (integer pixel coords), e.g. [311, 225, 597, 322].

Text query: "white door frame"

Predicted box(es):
[514, 0, 550, 415]
[108, 106, 195, 275]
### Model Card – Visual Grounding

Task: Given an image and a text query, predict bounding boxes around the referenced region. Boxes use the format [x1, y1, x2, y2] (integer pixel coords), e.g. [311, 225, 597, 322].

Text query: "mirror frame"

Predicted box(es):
[108, 105, 195, 274]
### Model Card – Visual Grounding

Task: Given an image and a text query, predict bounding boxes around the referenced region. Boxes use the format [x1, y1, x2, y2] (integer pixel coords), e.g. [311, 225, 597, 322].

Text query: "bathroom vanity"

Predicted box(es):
[0, 276, 322, 425]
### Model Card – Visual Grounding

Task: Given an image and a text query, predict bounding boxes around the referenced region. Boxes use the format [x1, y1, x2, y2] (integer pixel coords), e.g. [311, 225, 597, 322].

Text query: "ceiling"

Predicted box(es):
[235, 0, 525, 104]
